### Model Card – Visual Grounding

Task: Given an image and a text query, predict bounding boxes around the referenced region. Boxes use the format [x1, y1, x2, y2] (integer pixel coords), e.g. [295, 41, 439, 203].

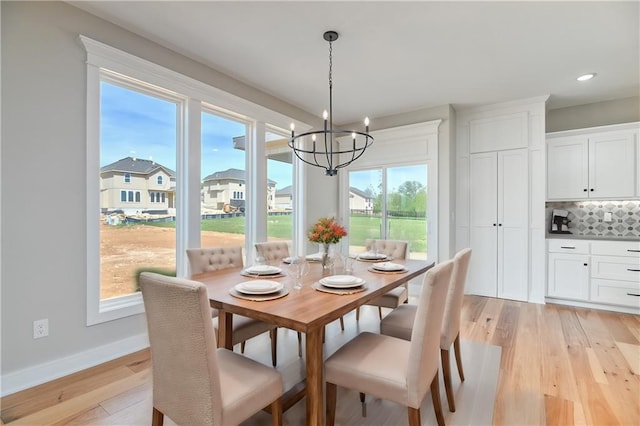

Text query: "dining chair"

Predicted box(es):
[140, 272, 283, 426]
[356, 239, 410, 320]
[186, 246, 279, 367]
[255, 241, 291, 263]
[380, 248, 472, 412]
[325, 259, 453, 426]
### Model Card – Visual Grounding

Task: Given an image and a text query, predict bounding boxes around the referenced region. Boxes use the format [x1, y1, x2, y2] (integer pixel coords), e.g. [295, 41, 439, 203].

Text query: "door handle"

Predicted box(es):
[628, 249, 640, 253]
[627, 293, 640, 297]
[560, 246, 576, 249]
[627, 269, 640, 272]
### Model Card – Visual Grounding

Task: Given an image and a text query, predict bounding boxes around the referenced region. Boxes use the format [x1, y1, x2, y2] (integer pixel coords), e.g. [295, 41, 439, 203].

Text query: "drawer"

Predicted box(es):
[591, 278, 640, 308]
[591, 241, 640, 257]
[548, 239, 590, 254]
[591, 256, 640, 282]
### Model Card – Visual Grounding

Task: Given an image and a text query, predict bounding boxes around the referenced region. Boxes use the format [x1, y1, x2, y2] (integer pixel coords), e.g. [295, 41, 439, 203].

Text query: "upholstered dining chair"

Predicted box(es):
[255, 241, 291, 263]
[356, 239, 410, 320]
[380, 248, 472, 412]
[325, 260, 453, 426]
[140, 272, 284, 426]
[186, 246, 279, 367]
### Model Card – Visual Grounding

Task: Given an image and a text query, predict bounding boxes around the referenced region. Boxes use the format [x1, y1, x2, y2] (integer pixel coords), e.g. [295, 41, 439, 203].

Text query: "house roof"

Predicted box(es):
[203, 168, 276, 186]
[350, 187, 372, 199]
[276, 185, 292, 196]
[101, 156, 175, 177]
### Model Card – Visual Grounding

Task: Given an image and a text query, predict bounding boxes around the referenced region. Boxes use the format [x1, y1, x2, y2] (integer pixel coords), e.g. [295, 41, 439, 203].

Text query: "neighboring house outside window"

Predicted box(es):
[201, 168, 275, 212]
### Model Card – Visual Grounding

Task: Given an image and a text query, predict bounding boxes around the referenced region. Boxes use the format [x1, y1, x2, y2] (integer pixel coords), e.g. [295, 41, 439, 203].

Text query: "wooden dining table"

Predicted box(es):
[193, 257, 435, 426]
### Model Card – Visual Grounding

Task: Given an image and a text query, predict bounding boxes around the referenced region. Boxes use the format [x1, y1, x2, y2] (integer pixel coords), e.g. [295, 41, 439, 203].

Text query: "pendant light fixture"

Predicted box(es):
[289, 31, 374, 176]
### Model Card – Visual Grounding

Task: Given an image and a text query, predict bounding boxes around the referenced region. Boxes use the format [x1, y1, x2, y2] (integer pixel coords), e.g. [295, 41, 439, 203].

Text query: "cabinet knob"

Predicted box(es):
[493, 223, 497, 227]
[590, 188, 594, 192]
[583, 189, 587, 192]
[583, 263, 588, 266]
[498, 223, 503, 226]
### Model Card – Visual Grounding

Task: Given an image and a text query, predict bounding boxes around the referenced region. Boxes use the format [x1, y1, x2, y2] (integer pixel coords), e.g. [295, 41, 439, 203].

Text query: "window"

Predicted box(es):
[266, 128, 293, 241]
[157, 175, 163, 185]
[83, 35, 304, 325]
[124, 173, 131, 183]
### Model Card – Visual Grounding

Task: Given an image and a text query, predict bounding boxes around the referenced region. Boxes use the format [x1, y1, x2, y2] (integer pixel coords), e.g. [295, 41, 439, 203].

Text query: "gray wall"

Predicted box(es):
[0, 0, 315, 383]
[547, 96, 640, 132]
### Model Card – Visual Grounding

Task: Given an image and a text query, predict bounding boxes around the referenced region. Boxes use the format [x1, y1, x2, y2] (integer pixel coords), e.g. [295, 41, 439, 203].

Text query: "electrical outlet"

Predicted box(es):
[33, 319, 49, 339]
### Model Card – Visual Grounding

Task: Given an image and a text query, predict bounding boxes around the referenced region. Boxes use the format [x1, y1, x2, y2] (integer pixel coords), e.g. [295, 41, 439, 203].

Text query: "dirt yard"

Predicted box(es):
[100, 223, 246, 299]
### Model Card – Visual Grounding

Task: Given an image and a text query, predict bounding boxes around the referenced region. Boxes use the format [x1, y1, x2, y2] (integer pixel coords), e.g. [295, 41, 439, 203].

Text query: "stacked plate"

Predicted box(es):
[319, 275, 365, 289]
[371, 262, 406, 272]
[357, 252, 388, 261]
[235, 280, 284, 295]
[243, 265, 282, 276]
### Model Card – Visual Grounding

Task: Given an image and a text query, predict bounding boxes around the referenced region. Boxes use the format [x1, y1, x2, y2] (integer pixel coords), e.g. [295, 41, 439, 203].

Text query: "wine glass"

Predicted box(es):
[289, 256, 310, 290]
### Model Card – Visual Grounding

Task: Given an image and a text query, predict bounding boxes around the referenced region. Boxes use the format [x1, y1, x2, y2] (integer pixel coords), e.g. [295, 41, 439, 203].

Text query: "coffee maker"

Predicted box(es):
[550, 209, 571, 234]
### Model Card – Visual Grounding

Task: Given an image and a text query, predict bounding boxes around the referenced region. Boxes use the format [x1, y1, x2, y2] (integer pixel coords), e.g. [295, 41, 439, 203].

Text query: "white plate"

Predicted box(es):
[235, 280, 283, 295]
[244, 265, 282, 275]
[372, 262, 406, 271]
[319, 275, 365, 288]
[358, 252, 387, 260]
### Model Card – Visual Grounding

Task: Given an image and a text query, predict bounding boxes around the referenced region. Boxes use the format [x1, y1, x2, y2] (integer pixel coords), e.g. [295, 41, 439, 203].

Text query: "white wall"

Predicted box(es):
[0, 1, 315, 395]
[547, 96, 640, 132]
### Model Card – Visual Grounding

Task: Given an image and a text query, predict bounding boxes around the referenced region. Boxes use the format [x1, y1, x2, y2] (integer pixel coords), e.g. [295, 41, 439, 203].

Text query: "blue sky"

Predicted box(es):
[100, 81, 292, 189]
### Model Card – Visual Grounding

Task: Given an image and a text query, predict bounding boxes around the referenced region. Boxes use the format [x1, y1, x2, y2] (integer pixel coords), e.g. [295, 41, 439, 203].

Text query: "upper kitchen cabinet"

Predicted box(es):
[547, 123, 639, 200]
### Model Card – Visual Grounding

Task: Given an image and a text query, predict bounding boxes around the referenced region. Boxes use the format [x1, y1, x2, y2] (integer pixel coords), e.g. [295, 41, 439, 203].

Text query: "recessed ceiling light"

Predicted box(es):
[577, 73, 596, 82]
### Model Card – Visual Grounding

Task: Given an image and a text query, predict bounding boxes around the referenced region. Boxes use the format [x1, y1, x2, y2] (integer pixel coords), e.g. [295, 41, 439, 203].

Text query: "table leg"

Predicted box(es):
[305, 326, 324, 426]
[217, 311, 233, 349]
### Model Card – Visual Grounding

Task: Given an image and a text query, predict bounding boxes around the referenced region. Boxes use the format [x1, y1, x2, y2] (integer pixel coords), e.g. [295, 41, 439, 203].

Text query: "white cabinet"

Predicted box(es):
[546, 239, 640, 312]
[547, 126, 638, 200]
[468, 149, 529, 301]
[547, 242, 590, 301]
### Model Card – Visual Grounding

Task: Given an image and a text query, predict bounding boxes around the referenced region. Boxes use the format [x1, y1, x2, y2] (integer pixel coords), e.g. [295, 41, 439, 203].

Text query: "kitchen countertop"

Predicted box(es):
[546, 234, 640, 242]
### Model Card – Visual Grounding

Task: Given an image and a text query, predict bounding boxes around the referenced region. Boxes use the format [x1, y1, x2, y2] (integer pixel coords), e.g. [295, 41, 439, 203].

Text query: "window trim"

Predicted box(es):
[81, 35, 311, 325]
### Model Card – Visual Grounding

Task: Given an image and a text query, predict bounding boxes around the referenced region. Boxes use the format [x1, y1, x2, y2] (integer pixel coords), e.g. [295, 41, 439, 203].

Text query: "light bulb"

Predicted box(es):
[364, 117, 370, 126]
[323, 110, 328, 120]
[290, 123, 295, 131]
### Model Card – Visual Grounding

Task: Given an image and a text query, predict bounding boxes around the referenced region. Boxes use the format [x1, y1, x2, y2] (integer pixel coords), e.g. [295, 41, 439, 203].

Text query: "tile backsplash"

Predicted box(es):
[546, 200, 640, 239]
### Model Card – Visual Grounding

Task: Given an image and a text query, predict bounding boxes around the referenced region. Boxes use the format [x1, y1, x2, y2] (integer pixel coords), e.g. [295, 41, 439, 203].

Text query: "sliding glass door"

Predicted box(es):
[348, 164, 428, 260]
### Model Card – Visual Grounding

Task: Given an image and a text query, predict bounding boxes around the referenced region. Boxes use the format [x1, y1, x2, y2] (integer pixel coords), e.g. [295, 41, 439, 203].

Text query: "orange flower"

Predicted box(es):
[308, 217, 347, 244]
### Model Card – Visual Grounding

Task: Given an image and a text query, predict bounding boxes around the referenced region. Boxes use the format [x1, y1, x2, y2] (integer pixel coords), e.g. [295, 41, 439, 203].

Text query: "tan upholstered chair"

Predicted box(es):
[325, 260, 453, 426]
[255, 241, 290, 263]
[140, 272, 283, 426]
[186, 246, 279, 366]
[380, 248, 472, 412]
[356, 239, 410, 320]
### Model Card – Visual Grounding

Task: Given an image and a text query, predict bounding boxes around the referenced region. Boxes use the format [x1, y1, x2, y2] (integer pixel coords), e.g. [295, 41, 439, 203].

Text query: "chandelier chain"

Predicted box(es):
[328, 39, 333, 90]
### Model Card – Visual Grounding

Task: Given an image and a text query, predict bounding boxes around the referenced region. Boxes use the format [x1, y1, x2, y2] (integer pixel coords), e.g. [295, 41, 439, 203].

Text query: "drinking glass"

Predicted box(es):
[289, 256, 309, 290]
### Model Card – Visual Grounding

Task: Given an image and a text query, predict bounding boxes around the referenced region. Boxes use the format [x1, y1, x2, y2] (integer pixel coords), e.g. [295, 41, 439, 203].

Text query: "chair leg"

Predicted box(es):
[378, 306, 382, 320]
[326, 382, 337, 426]
[297, 332, 302, 357]
[356, 307, 360, 320]
[270, 329, 277, 367]
[240, 341, 246, 353]
[270, 398, 283, 426]
[454, 333, 465, 382]
[339, 316, 345, 331]
[430, 372, 445, 426]
[360, 392, 366, 417]
[407, 407, 421, 426]
[152, 407, 164, 426]
[441, 348, 456, 412]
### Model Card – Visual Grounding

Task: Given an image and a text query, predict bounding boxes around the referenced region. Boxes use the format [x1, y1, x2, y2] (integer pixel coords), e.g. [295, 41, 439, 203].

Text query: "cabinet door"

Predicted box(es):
[589, 130, 637, 198]
[547, 253, 590, 300]
[498, 149, 529, 301]
[469, 152, 498, 297]
[546, 136, 588, 199]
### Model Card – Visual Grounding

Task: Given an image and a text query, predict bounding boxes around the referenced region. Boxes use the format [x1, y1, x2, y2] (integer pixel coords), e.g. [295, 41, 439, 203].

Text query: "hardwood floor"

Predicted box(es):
[1, 296, 638, 425]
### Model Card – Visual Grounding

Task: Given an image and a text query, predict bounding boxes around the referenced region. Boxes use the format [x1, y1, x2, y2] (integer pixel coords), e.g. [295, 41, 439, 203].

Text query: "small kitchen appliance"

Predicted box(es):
[550, 209, 571, 234]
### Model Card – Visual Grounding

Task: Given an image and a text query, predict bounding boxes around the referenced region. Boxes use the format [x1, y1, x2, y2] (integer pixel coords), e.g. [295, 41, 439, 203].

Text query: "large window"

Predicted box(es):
[99, 78, 179, 301]
[266, 129, 293, 242]
[83, 35, 305, 324]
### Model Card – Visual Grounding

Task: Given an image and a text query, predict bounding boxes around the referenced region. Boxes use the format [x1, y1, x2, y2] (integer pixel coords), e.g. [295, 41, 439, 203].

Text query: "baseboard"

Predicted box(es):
[545, 297, 640, 315]
[0, 333, 149, 397]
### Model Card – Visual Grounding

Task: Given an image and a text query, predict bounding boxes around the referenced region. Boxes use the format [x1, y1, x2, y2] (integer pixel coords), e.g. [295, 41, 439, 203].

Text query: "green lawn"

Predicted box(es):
[144, 214, 427, 252]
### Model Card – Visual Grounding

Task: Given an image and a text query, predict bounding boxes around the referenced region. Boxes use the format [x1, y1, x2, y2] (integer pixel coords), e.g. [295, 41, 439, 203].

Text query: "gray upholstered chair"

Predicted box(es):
[140, 272, 283, 426]
[380, 248, 472, 412]
[356, 239, 410, 320]
[186, 246, 279, 366]
[255, 241, 290, 263]
[325, 260, 453, 426]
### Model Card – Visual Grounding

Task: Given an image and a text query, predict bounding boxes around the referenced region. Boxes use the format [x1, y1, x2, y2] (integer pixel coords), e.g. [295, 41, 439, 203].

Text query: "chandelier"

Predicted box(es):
[289, 31, 374, 176]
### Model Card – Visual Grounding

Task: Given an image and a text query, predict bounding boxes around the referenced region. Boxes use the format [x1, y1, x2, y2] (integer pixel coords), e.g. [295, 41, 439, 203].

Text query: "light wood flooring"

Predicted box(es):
[1, 296, 638, 425]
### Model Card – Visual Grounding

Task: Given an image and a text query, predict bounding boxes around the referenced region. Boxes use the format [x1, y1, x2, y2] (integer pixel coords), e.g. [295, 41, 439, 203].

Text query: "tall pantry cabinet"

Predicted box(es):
[456, 97, 548, 303]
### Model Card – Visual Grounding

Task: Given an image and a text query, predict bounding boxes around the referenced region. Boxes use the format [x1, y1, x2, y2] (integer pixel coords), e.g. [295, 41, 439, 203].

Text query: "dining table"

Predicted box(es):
[192, 257, 435, 426]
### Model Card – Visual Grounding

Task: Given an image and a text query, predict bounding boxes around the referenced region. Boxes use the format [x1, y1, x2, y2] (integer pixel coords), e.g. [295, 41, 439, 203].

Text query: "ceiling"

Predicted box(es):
[70, 1, 639, 124]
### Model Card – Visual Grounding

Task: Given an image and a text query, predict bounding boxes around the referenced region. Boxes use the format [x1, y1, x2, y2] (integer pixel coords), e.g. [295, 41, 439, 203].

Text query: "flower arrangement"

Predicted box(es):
[308, 217, 347, 244]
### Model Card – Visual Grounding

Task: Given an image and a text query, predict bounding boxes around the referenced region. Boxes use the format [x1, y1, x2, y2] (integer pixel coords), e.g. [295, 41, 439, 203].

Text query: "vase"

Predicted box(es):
[321, 243, 332, 270]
